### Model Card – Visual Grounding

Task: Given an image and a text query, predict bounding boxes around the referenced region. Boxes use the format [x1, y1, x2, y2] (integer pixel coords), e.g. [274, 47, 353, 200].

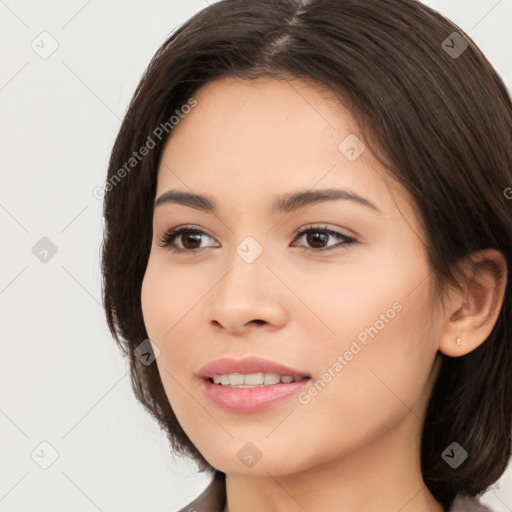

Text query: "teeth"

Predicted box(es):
[230, 373, 245, 386]
[264, 373, 280, 385]
[219, 375, 230, 386]
[245, 372, 265, 385]
[212, 373, 305, 387]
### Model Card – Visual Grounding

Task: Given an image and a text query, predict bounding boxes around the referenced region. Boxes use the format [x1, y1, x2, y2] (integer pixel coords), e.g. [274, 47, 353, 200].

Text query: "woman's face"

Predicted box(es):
[141, 77, 445, 476]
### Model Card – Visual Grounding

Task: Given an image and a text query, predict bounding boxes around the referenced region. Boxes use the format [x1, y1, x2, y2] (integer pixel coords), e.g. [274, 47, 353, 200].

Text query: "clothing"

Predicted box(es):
[177, 471, 226, 512]
[450, 495, 493, 511]
[177, 471, 493, 512]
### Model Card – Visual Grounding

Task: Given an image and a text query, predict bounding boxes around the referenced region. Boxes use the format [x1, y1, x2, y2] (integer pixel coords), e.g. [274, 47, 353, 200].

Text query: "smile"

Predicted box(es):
[199, 357, 312, 412]
[211, 373, 307, 387]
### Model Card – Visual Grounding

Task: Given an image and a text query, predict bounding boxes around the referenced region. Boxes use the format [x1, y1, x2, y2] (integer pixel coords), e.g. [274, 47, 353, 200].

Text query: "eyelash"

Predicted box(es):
[157, 224, 357, 255]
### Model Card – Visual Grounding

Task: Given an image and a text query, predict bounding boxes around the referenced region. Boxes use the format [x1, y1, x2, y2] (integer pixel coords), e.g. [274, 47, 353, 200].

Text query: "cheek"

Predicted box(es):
[141, 256, 202, 340]
[299, 245, 438, 411]
[140, 257, 204, 386]
[141, 264, 200, 421]
[304, 270, 438, 435]
[141, 263, 165, 340]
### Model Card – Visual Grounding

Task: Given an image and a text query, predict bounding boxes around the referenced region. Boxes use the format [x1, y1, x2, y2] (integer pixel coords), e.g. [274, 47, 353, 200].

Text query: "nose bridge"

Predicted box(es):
[217, 232, 270, 302]
[205, 230, 286, 330]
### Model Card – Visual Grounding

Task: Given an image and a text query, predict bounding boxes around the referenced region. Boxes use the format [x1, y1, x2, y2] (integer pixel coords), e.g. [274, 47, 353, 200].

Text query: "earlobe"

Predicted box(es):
[455, 328, 462, 347]
[438, 249, 507, 358]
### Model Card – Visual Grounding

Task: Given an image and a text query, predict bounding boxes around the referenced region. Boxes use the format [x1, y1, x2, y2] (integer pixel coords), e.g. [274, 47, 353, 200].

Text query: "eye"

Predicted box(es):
[157, 224, 357, 255]
[157, 225, 219, 255]
[291, 224, 357, 252]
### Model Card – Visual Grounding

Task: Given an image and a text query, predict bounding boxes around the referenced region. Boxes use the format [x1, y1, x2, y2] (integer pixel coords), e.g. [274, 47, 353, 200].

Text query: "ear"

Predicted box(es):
[439, 249, 508, 357]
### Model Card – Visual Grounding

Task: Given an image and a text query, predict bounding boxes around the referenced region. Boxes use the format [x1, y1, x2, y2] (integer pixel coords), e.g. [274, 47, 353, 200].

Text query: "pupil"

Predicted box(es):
[183, 233, 201, 249]
[308, 232, 327, 248]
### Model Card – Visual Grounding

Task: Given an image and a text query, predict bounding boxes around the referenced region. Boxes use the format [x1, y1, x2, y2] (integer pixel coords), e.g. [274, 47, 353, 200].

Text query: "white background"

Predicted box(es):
[0, 1, 511, 510]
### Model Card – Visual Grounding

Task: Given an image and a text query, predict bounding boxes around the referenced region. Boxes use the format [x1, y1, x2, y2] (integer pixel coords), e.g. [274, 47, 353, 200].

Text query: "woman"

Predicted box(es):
[100, 0, 512, 510]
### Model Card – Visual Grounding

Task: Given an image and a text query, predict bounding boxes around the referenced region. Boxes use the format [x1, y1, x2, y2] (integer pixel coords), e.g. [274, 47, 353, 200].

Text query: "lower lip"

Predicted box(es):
[202, 378, 311, 412]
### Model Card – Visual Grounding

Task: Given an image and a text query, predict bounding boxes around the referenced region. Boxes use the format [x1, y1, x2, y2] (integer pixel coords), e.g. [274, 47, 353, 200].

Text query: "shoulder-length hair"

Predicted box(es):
[101, 0, 512, 508]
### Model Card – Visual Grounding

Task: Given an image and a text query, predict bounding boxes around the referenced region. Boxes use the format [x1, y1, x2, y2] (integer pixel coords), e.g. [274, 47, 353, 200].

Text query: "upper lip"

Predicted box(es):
[199, 356, 310, 379]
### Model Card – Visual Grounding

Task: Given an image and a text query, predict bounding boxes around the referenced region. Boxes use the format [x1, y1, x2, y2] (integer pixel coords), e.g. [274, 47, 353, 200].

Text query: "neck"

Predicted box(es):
[224, 414, 445, 512]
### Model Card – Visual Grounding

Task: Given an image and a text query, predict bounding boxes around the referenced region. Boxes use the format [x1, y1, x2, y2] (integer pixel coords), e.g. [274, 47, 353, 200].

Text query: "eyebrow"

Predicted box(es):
[154, 187, 381, 214]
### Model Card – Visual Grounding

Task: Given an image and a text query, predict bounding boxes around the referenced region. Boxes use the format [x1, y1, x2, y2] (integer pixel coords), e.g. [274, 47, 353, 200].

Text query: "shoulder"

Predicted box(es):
[449, 495, 494, 512]
[176, 471, 226, 512]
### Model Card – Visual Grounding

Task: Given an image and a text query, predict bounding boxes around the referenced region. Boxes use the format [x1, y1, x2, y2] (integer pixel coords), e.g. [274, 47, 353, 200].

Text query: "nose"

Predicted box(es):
[204, 247, 288, 335]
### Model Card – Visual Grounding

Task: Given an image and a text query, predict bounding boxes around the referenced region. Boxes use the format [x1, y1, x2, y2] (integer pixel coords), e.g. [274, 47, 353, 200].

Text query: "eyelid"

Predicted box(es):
[291, 224, 358, 252]
[156, 224, 218, 250]
[293, 223, 357, 240]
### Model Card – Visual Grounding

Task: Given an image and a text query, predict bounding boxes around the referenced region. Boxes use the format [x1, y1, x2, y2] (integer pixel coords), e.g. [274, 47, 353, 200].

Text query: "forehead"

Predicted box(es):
[154, 76, 414, 225]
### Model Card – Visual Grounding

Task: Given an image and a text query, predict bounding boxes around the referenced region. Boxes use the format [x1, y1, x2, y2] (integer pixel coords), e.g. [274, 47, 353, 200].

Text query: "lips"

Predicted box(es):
[199, 356, 310, 380]
[199, 357, 311, 413]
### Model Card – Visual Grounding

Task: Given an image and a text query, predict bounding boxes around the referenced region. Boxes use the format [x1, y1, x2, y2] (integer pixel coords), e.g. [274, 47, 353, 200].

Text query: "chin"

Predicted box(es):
[193, 436, 315, 477]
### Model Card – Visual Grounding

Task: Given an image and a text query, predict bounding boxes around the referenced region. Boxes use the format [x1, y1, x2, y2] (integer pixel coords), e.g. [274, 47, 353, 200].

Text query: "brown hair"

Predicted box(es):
[101, 0, 512, 508]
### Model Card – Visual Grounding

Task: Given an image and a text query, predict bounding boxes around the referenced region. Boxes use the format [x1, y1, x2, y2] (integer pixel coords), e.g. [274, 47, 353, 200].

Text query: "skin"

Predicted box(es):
[140, 76, 507, 512]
